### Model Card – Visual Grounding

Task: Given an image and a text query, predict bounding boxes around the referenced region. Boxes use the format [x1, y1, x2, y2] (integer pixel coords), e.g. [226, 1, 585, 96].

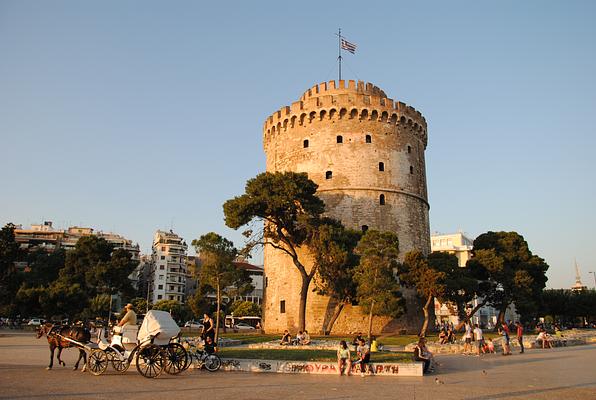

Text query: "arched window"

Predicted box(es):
[379, 162, 384, 172]
[407, 145, 412, 153]
[303, 139, 309, 148]
[380, 194, 385, 205]
[336, 135, 343, 144]
[365, 135, 372, 143]
[326, 171, 333, 179]
[410, 166, 414, 174]
[361, 225, 369, 232]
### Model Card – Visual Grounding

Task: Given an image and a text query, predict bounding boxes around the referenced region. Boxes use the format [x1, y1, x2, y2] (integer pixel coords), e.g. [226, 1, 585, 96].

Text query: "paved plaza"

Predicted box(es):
[1, 331, 595, 400]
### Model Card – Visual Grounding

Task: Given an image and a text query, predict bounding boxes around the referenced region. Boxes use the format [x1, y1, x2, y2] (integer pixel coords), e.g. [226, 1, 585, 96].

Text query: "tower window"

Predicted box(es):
[379, 162, 384, 172]
[303, 139, 309, 148]
[361, 225, 369, 232]
[365, 135, 372, 143]
[336, 135, 343, 143]
[380, 194, 386, 205]
[280, 300, 286, 314]
[407, 145, 412, 153]
[410, 166, 414, 174]
[326, 171, 332, 179]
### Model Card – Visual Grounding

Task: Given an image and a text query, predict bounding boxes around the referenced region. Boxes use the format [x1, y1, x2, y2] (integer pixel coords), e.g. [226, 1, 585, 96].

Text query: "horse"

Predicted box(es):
[36, 323, 91, 371]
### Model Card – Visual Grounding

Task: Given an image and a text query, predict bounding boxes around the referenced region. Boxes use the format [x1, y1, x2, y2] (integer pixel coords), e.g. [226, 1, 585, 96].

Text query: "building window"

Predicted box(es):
[380, 194, 386, 205]
[159, 275, 164, 280]
[379, 162, 384, 171]
[265, 277, 268, 287]
[280, 300, 286, 314]
[361, 225, 369, 232]
[336, 135, 343, 143]
[326, 171, 332, 179]
[303, 139, 309, 148]
[365, 134, 371, 143]
[170, 285, 174, 291]
[161, 246, 165, 251]
[407, 145, 412, 153]
[410, 166, 414, 174]
[159, 265, 164, 270]
[160, 256, 165, 260]
[157, 295, 162, 299]
[158, 284, 163, 290]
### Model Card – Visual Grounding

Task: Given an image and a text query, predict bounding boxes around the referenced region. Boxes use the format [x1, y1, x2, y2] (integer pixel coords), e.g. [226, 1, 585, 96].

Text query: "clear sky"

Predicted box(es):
[1, 1, 595, 289]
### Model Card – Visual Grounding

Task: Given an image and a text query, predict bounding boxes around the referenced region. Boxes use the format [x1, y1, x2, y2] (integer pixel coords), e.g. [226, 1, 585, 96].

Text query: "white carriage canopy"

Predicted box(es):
[137, 310, 181, 345]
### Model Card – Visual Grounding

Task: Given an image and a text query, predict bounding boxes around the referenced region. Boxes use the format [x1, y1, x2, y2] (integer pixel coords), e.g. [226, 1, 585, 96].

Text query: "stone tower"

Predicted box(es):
[262, 80, 431, 334]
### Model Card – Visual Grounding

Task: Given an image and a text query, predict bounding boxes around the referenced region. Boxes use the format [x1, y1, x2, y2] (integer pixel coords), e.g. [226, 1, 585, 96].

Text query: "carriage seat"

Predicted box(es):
[121, 325, 138, 344]
[114, 325, 139, 344]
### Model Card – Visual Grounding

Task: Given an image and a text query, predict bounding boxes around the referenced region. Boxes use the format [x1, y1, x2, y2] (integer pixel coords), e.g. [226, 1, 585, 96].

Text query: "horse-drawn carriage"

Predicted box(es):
[37, 310, 222, 378]
[86, 309, 188, 378]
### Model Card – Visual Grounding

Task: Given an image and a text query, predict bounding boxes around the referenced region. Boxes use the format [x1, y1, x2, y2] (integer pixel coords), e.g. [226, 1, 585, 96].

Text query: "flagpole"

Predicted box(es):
[338, 28, 342, 81]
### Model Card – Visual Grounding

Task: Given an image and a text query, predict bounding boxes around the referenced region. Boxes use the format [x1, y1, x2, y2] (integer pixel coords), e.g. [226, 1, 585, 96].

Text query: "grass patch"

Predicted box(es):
[219, 348, 414, 363]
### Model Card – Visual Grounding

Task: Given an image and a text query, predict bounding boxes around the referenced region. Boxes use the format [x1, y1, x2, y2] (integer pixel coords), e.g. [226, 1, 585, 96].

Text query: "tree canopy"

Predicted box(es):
[192, 232, 253, 341]
[223, 171, 326, 331]
[353, 230, 405, 341]
[468, 231, 549, 324]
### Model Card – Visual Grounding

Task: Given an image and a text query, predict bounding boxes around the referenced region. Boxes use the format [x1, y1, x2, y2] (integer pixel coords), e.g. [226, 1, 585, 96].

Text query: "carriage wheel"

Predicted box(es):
[87, 349, 109, 376]
[108, 351, 130, 373]
[204, 354, 221, 372]
[164, 343, 189, 374]
[136, 344, 164, 379]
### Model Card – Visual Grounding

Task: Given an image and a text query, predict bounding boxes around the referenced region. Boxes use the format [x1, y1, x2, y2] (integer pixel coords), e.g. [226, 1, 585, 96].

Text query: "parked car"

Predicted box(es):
[234, 322, 256, 331]
[27, 318, 44, 326]
[184, 321, 204, 329]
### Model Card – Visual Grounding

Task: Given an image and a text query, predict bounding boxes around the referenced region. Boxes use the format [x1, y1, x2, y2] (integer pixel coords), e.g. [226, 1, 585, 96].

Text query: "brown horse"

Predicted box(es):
[36, 323, 91, 371]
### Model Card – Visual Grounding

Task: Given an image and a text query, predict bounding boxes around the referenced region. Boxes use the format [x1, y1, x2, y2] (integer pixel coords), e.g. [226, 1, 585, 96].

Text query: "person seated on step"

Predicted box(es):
[301, 330, 311, 345]
[280, 329, 292, 346]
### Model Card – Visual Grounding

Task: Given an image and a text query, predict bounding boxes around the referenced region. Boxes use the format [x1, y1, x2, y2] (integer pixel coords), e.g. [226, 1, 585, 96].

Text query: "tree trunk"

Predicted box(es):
[420, 295, 433, 337]
[323, 301, 345, 335]
[497, 308, 506, 326]
[455, 300, 487, 331]
[367, 299, 375, 344]
[297, 271, 312, 332]
[215, 284, 221, 344]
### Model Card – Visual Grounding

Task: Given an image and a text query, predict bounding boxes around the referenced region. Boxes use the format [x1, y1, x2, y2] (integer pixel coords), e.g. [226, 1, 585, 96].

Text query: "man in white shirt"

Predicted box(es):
[473, 324, 484, 355]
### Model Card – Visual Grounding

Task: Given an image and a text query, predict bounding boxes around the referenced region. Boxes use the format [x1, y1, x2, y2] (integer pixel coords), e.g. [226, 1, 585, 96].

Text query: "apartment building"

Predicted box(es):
[148, 230, 188, 303]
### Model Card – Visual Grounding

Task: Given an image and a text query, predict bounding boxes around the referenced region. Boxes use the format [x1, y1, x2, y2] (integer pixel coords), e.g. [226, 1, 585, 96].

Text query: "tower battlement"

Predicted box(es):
[263, 80, 427, 146]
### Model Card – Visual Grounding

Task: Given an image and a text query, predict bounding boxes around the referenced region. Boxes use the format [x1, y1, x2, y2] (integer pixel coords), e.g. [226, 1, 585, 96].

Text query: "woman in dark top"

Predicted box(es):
[202, 314, 215, 341]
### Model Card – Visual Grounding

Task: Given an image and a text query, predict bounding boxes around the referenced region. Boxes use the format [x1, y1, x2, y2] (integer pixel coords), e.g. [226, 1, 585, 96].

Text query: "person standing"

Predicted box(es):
[463, 322, 473, 355]
[337, 340, 351, 375]
[473, 324, 484, 356]
[499, 322, 512, 355]
[516, 321, 525, 354]
[201, 313, 215, 342]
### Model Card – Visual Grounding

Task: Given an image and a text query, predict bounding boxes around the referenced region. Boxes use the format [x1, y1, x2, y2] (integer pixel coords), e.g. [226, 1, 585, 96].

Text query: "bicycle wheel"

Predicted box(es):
[164, 343, 189, 375]
[136, 344, 164, 379]
[87, 349, 109, 376]
[204, 354, 221, 372]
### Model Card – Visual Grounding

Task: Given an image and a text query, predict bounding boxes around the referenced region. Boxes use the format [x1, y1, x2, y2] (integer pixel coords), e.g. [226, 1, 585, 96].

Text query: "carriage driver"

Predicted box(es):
[116, 303, 138, 344]
[118, 303, 137, 327]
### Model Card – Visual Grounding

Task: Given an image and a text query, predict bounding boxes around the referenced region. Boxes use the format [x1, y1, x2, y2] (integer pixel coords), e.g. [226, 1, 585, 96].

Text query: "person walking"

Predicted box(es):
[516, 321, 525, 354]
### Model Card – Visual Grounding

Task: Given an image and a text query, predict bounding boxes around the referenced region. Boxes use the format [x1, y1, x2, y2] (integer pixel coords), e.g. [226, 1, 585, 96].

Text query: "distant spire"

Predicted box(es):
[571, 258, 587, 292]
[574, 258, 582, 285]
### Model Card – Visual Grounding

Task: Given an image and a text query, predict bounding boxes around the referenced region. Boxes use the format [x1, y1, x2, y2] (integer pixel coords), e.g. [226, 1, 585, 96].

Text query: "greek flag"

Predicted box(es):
[341, 38, 357, 54]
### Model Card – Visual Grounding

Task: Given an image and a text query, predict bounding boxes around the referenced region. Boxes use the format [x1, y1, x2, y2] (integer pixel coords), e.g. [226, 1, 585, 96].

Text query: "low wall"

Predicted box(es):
[219, 358, 423, 377]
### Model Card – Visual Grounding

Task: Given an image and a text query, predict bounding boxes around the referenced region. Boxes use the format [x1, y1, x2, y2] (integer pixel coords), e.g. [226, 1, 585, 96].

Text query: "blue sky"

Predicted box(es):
[1, 1, 594, 289]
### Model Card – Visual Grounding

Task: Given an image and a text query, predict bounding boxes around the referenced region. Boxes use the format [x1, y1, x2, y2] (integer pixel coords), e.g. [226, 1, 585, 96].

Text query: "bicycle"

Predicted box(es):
[183, 341, 221, 372]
